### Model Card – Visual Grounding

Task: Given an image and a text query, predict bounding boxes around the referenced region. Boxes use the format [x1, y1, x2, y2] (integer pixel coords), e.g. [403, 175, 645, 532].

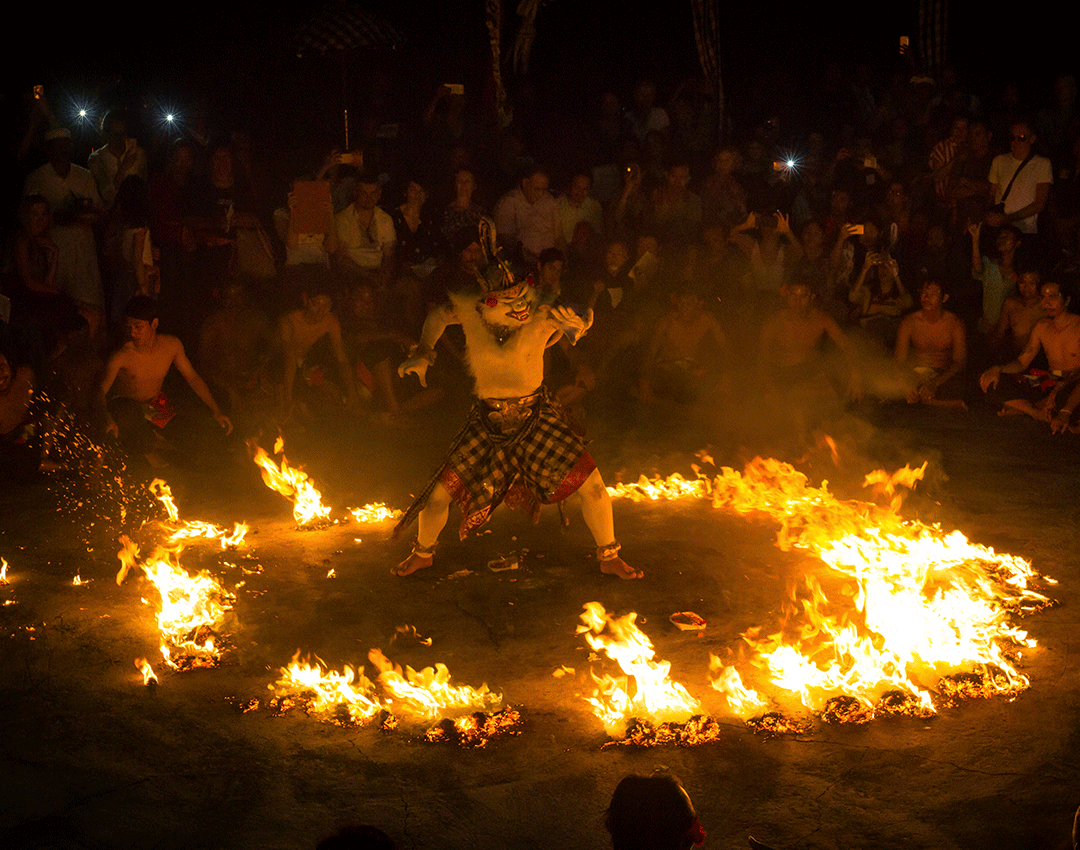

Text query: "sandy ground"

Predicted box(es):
[1, 394, 1079, 850]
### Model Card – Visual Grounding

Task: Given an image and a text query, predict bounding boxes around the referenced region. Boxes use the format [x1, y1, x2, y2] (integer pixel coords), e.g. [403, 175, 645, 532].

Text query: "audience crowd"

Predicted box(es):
[4, 63, 1080, 477]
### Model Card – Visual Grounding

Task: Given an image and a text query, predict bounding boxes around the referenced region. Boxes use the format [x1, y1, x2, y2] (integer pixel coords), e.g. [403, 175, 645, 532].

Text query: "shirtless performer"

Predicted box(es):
[979, 281, 1080, 421]
[894, 280, 967, 407]
[639, 284, 727, 404]
[989, 270, 1044, 362]
[280, 281, 360, 420]
[759, 280, 862, 398]
[100, 296, 231, 463]
[392, 223, 639, 579]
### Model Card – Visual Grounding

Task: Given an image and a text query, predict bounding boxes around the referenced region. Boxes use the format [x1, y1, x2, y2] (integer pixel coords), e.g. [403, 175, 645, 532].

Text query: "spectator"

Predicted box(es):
[968, 222, 1022, 330]
[604, 773, 705, 850]
[557, 172, 604, 250]
[87, 110, 148, 210]
[493, 165, 562, 265]
[985, 119, 1052, 235]
[23, 128, 106, 341]
[625, 81, 670, 144]
[335, 174, 396, 285]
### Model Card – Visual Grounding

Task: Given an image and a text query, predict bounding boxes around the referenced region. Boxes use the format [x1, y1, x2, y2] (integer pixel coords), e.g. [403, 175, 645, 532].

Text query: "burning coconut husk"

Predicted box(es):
[248, 436, 332, 528]
[116, 536, 236, 670]
[577, 602, 709, 743]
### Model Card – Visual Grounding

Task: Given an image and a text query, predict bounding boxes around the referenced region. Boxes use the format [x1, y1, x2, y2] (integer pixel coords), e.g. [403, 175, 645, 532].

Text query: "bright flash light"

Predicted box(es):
[79, 109, 88, 118]
[786, 159, 796, 169]
[165, 113, 175, 122]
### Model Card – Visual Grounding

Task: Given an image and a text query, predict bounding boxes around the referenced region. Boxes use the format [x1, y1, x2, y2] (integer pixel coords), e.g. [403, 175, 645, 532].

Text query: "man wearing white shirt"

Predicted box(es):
[23, 129, 106, 319]
[334, 174, 395, 278]
[87, 112, 148, 209]
[986, 119, 1052, 234]
[493, 166, 562, 264]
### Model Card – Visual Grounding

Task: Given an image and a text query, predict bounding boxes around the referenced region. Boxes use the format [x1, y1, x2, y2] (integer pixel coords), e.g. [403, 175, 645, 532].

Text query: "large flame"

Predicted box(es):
[576, 602, 701, 735]
[117, 536, 235, 670]
[609, 456, 1055, 725]
[249, 439, 331, 527]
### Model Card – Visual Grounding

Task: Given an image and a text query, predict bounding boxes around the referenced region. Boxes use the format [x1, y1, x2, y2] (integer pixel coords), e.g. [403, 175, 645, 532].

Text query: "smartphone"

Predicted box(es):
[33, 84, 44, 100]
[851, 224, 865, 236]
[899, 36, 909, 54]
[863, 156, 877, 170]
[444, 84, 464, 96]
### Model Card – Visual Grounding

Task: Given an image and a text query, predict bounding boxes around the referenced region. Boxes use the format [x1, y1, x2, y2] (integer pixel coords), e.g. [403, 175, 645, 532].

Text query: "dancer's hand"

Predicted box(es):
[398, 356, 430, 387]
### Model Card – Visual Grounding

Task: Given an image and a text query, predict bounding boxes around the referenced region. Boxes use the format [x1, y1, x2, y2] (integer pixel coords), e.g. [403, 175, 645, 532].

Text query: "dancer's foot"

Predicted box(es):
[391, 552, 433, 576]
[600, 556, 643, 579]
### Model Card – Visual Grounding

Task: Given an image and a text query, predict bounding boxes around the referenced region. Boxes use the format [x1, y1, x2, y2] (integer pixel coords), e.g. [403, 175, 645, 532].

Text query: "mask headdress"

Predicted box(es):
[475, 218, 534, 301]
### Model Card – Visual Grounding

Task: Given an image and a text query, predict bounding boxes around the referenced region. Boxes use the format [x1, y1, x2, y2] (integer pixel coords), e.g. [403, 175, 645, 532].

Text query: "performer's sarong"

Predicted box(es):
[395, 387, 595, 539]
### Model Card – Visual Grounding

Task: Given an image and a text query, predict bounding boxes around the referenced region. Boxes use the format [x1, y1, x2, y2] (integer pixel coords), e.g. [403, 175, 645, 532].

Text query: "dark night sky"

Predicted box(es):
[8, 1, 1077, 165]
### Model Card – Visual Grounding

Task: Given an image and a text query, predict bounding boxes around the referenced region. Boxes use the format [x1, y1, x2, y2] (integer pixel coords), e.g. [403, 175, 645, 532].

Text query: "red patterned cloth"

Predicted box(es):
[395, 387, 595, 539]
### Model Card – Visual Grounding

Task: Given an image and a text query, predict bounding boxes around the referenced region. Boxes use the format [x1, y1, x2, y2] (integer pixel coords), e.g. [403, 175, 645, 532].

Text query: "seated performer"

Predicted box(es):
[393, 222, 639, 579]
[979, 280, 1080, 421]
[894, 280, 967, 408]
[100, 296, 232, 464]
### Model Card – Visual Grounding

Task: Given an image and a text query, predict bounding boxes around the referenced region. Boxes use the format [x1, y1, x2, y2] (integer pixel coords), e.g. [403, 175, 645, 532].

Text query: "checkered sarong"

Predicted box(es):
[395, 387, 595, 539]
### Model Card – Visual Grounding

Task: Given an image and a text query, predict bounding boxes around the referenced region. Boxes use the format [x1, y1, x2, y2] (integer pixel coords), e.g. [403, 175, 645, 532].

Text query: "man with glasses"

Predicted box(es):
[986, 120, 1052, 234]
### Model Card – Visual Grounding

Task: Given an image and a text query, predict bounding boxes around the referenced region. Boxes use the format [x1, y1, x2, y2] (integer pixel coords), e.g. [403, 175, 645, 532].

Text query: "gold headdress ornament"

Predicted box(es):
[475, 217, 530, 296]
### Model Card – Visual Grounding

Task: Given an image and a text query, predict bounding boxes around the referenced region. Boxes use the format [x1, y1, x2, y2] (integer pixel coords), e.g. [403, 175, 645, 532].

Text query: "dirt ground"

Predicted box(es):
[1, 395, 1078, 850]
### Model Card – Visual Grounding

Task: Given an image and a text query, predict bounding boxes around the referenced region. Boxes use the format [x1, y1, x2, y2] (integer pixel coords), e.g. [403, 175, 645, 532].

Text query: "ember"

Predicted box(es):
[249, 438, 332, 527]
[601, 715, 723, 748]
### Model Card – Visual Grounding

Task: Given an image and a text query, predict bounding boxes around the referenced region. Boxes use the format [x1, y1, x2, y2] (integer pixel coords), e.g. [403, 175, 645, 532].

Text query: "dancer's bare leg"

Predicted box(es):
[393, 481, 452, 576]
[577, 468, 642, 579]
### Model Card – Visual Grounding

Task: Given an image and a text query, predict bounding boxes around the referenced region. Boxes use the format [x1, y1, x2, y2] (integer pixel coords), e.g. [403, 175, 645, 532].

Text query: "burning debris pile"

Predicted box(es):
[116, 536, 236, 671]
[577, 602, 722, 746]
[266, 649, 520, 747]
[604, 456, 1057, 733]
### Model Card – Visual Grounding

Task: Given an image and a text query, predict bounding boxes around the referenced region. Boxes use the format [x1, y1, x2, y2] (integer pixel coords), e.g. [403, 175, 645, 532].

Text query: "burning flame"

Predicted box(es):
[268, 648, 516, 745]
[149, 479, 248, 548]
[135, 657, 159, 685]
[249, 438, 331, 527]
[609, 456, 1055, 726]
[368, 648, 501, 724]
[269, 652, 382, 726]
[348, 503, 402, 523]
[0, 558, 8, 584]
[116, 536, 235, 670]
[576, 602, 701, 735]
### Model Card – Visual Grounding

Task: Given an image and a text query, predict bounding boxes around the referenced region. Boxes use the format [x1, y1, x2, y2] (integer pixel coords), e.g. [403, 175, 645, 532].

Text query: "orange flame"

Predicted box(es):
[116, 536, 235, 670]
[135, 657, 159, 685]
[368, 648, 501, 724]
[149, 479, 248, 548]
[576, 602, 701, 734]
[0, 558, 8, 584]
[268, 652, 382, 726]
[249, 439, 331, 526]
[348, 503, 402, 524]
[609, 457, 1054, 725]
